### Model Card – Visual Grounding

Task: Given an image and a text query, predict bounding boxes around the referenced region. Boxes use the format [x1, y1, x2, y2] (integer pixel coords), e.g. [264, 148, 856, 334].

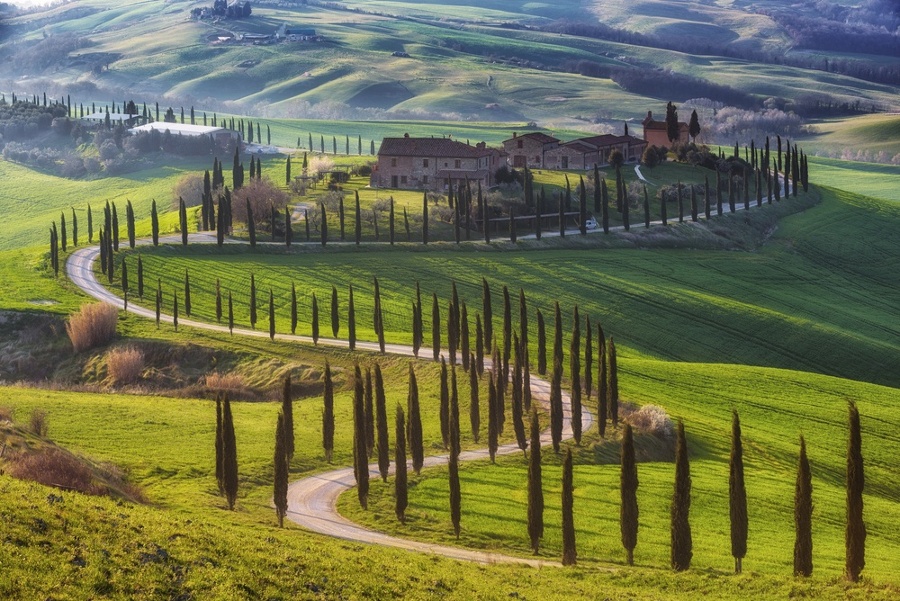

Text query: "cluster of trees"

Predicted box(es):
[298, 132, 376, 156]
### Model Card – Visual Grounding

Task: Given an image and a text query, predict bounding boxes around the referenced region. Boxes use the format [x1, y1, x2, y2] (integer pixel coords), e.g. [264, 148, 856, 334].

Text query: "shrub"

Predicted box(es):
[28, 409, 49, 437]
[627, 404, 674, 439]
[7, 448, 102, 495]
[106, 347, 145, 385]
[0, 406, 14, 423]
[66, 302, 118, 352]
[205, 372, 246, 394]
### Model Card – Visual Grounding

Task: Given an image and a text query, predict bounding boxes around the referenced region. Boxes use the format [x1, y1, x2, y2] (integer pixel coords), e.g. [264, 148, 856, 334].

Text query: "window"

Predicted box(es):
[422, 175, 428, 184]
[423, 159, 429, 167]
[455, 159, 461, 169]
[400, 175, 407, 184]
[561, 156, 568, 169]
[391, 158, 397, 167]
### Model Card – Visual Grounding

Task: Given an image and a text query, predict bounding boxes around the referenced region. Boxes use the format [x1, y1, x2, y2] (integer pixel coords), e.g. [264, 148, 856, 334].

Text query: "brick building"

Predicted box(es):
[370, 135, 502, 190]
[502, 132, 560, 168]
[642, 110, 689, 147]
[543, 134, 648, 170]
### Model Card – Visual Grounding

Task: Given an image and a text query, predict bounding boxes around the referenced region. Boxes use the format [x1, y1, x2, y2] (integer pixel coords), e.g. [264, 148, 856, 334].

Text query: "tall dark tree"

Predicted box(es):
[352, 365, 369, 509]
[273, 412, 289, 527]
[688, 109, 701, 141]
[527, 407, 543, 554]
[449, 407, 462, 539]
[579, 176, 588, 235]
[249, 273, 257, 329]
[215, 396, 224, 494]
[87, 203, 94, 244]
[312, 292, 319, 344]
[247, 200, 256, 247]
[320, 202, 327, 246]
[550, 355, 563, 453]
[268, 290, 276, 340]
[375, 364, 390, 482]
[846, 401, 866, 582]
[671, 420, 692, 571]
[570, 307, 582, 445]
[407, 364, 424, 474]
[475, 313, 484, 375]
[511, 334, 527, 454]
[179, 197, 188, 246]
[537, 309, 546, 375]
[374, 277, 385, 353]
[482, 278, 492, 353]
[125, 200, 135, 248]
[432, 292, 441, 362]
[562, 448, 577, 566]
[290, 283, 297, 334]
[354, 193, 361, 244]
[439, 359, 450, 449]
[322, 362, 334, 462]
[584, 315, 592, 402]
[364, 367, 374, 457]
[469, 354, 480, 442]
[502, 286, 512, 378]
[665, 101, 680, 144]
[285, 208, 292, 247]
[730, 410, 748, 574]
[487, 378, 499, 463]
[794, 435, 813, 577]
[621, 422, 639, 566]
[460, 302, 470, 372]
[331, 285, 339, 338]
[151, 200, 159, 246]
[395, 406, 408, 522]
[222, 395, 239, 510]
[184, 270, 192, 317]
[608, 337, 619, 427]
[111, 203, 119, 251]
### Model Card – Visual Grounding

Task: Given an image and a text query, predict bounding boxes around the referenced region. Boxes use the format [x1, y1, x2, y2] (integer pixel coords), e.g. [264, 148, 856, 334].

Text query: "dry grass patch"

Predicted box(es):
[66, 302, 118, 353]
[106, 347, 145, 385]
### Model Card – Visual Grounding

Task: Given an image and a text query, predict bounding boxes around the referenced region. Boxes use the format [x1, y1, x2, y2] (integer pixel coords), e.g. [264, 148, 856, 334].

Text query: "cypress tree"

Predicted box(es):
[660, 187, 668, 226]
[364, 368, 374, 457]
[449, 407, 462, 539]
[621, 422, 639, 566]
[60, 213, 68, 252]
[447, 300, 458, 367]
[278, 375, 294, 462]
[562, 448, 577, 566]
[704, 176, 711, 220]
[794, 435, 813, 577]
[643, 186, 650, 228]
[352, 365, 369, 509]
[482, 278, 492, 353]
[461, 302, 470, 372]
[584, 315, 592, 402]
[511, 334, 527, 454]
[111, 203, 119, 251]
[222, 395, 239, 510]
[412, 301, 421, 358]
[375, 365, 390, 482]
[553, 301, 563, 370]
[691, 184, 698, 222]
[487, 377, 499, 463]
[215, 395, 224, 494]
[422, 192, 429, 244]
[228, 291, 234, 335]
[354, 193, 361, 244]
[184, 270, 192, 317]
[249, 273, 257, 329]
[523, 344, 532, 411]
[608, 337, 619, 427]
[730, 410, 748, 574]
[285, 208, 292, 247]
[121, 258, 129, 302]
[274, 412, 289, 527]
[331, 285, 339, 338]
[86, 203, 93, 244]
[137, 255, 144, 300]
[527, 407, 543, 554]
[601, 178, 610, 233]
[151, 200, 159, 246]
[395, 406, 408, 522]
[469, 354, 480, 442]
[432, 292, 441, 362]
[407, 364, 424, 474]
[312, 292, 320, 344]
[621, 177, 630, 231]
[268, 289, 275, 341]
[439, 359, 450, 449]
[290, 283, 297, 334]
[671, 420, 692, 571]
[322, 362, 334, 462]
[475, 313, 484, 375]
[247, 200, 256, 247]
[285, 155, 291, 186]
[179, 197, 188, 246]
[320, 203, 327, 246]
[550, 355, 563, 453]
[155, 280, 162, 328]
[173, 291, 179, 332]
[305, 209, 310, 241]
[374, 277, 385, 353]
[537, 309, 546, 375]
[558, 191, 565, 237]
[404, 206, 411, 241]
[49, 226, 58, 277]
[677, 181, 685, 222]
[846, 400, 866, 582]
[570, 307, 582, 445]
[502, 285, 512, 375]
[450, 364, 461, 459]
[347, 284, 356, 351]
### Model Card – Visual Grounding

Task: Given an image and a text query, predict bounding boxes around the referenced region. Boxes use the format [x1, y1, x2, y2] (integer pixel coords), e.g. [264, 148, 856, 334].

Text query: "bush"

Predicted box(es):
[205, 372, 246, 394]
[7, 448, 102, 495]
[66, 302, 118, 353]
[28, 409, 49, 437]
[626, 404, 674, 439]
[106, 347, 144, 385]
[0, 406, 14, 423]
[231, 178, 291, 226]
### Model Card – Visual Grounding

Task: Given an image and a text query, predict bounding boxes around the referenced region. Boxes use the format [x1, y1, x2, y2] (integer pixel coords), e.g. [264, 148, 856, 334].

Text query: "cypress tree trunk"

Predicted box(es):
[215, 395, 224, 494]
[375, 365, 390, 482]
[274, 412, 288, 528]
[439, 359, 450, 450]
[222, 395, 239, 510]
[407, 364, 424, 474]
[282, 375, 294, 460]
[730, 410, 748, 574]
[352, 365, 369, 509]
[323, 362, 334, 462]
[364, 367, 374, 457]
[621, 422, 639, 565]
[527, 407, 544, 554]
[570, 307, 582, 445]
[482, 278, 492, 353]
[846, 401, 866, 582]
[395, 406, 408, 522]
[469, 355, 480, 442]
[537, 309, 546, 376]
[312, 292, 319, 344]
[550, 356, 563, 453]
[794, 435, 813, 577]
[608, 337, 619, 427]
[331, 286, 339, 338]
[671, 420, 692, 571]
[561, 448, 577, 566]
[432, 293, 441, 362]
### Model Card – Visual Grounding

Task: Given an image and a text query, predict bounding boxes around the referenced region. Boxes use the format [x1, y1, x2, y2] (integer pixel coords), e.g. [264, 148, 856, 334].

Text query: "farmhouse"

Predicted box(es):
[370, 135, 503, 190]
[128, 122, 241, 147]
[544, 134, 648, 170]
[81, 112, 144, 127]
[276, 25, 317, 41]
[502, 132, 560, 168]
[642, 110, 689, 147]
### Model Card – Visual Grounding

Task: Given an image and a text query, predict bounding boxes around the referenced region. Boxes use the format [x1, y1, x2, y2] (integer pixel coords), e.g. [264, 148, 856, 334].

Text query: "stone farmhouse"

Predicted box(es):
[642, 110, 689, 147]
[503, 131, 648, 170]
[503, 132, 560, 169]
[370, 135, 503, 190]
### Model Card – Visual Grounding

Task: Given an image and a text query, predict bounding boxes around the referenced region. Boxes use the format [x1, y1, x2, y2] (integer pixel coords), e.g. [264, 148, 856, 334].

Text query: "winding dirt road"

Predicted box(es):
[66, 237, 592, 566]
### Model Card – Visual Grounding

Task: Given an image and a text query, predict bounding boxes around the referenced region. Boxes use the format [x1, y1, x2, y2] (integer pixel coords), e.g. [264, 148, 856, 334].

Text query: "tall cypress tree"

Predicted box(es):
[151, 199, 159, 246]
[482, 278, 492, 353]
[126, 199, 135, 248]
[281, 375, 294, 460]
[730, 410, 748, 574]
[846, 401, 866, 582]
[511, 334, 527, 454]
[407, 364, 424, 474]
[439, 359, 450, 450]
[273, 412, 289, 527]
[111, 203, 119, 251]
[312, 292, 319, 344]
[487, 377, 499, 463]
[570, 307, 582, 445]
[352, 365, 369, 509]
[290, 283, 297, 334]
[584, 315, 592, 402]
[527, 407, 543, 554]
[247, 200, 256, 247]
[215, 395, 224, 494]
[550, 355, 563, 453]
[671, 420, 692, 571]
[449, 409, 461, 539]
[475, 313, 484, 375]
[184, 270, 192, 317]
[322, 362, 334, 462]
[355, 192, 362, 244]
[87, 203, 94, 244]
[374, 277, 385, 353]
[331, 285, 339, 338]
[537, 309, 546, 375]
[469, 355, 480, 442]
[375, 364, 390, 482]
[364, 367, 374, 457]
[460, 302, 470, 372]
[249, 273, 257, 329]
[621, 422, 639, 566]
[179, 197, 188, 246]
[794, 435, 813, 577]
[562, 448, 577, 566]
[502, 285, 512, 375]
[222, 395, 239, 510]
[395, 406, 408, 522]
[432, 292, 441, 362]
[320, 202, 327, 246]
[608, 337, 619, 427]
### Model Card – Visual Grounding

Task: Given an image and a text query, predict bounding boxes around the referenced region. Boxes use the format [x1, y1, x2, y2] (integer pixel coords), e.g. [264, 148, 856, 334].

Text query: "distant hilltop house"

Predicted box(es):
[129, 122, 241, 147]
[642, 110, 689, 147]
[371, 135, 504, 190]
[276, 25, 318, 41]
[80, 112, 145, 128]
[503, 131, 647, 170]
[192, 0, 251, 19]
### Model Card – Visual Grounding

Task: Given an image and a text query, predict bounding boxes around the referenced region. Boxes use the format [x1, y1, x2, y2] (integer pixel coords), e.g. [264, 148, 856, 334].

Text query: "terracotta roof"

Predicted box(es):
[615, 135, 648, 145]
[560, 141, 597, 154]
[504, 132, 560, 145]
[576, 134, 622, 148]
[378, 137, 492, 158]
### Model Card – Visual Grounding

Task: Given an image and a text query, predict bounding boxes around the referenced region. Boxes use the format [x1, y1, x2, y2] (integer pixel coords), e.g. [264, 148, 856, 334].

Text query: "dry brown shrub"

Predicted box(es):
[29, 409, 48, 437]
[205, 372, 246, 394]
[106, 347, 145, 385]
[0, 406, 14, 423]
[66, 303, 118, 353]
[626, 404, 675, 439]
[7, 448, 102, 495]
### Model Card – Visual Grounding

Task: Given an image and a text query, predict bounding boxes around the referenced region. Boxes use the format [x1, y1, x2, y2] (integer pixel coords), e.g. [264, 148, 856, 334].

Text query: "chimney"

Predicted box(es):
[403, 132, 409, 138]
[647, 111, 653, 120]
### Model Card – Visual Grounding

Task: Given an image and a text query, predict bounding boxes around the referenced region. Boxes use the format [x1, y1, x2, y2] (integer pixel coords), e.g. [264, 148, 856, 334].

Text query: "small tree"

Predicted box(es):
[322, 362, 334, 461]
[730, 410, 748, 574]
[352, 365, 369, 509]
[151, 200, 159, 246]
[794, 435, 813, 577]
[184, 270, 192, 317]
[550, 356, 563, 453]
[375, 365, 390, 482]
[621, 422, 639, 566]
[273, 412, 289, 527]
[846, 401, 866, 582]
[671, 420, 692, 571]
[449, 398, 462, 539]
[395, 406, 408, 522]
[311, 292, 319, 344]
[281, 375, 294, 460]
[562, 448, 577, 566]
[331, 285, 339, 338]
[222, 395, 239, 510]
[527, 407, 544, 554]
[407, 364, 424, 474]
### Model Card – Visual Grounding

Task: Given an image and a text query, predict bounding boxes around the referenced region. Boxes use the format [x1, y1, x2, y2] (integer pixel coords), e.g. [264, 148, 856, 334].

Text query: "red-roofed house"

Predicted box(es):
[371, 135, 502, 190]
[543, 134, 647, 170]
[642, 110, 689, 147]
[502, 132, 560, 168]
